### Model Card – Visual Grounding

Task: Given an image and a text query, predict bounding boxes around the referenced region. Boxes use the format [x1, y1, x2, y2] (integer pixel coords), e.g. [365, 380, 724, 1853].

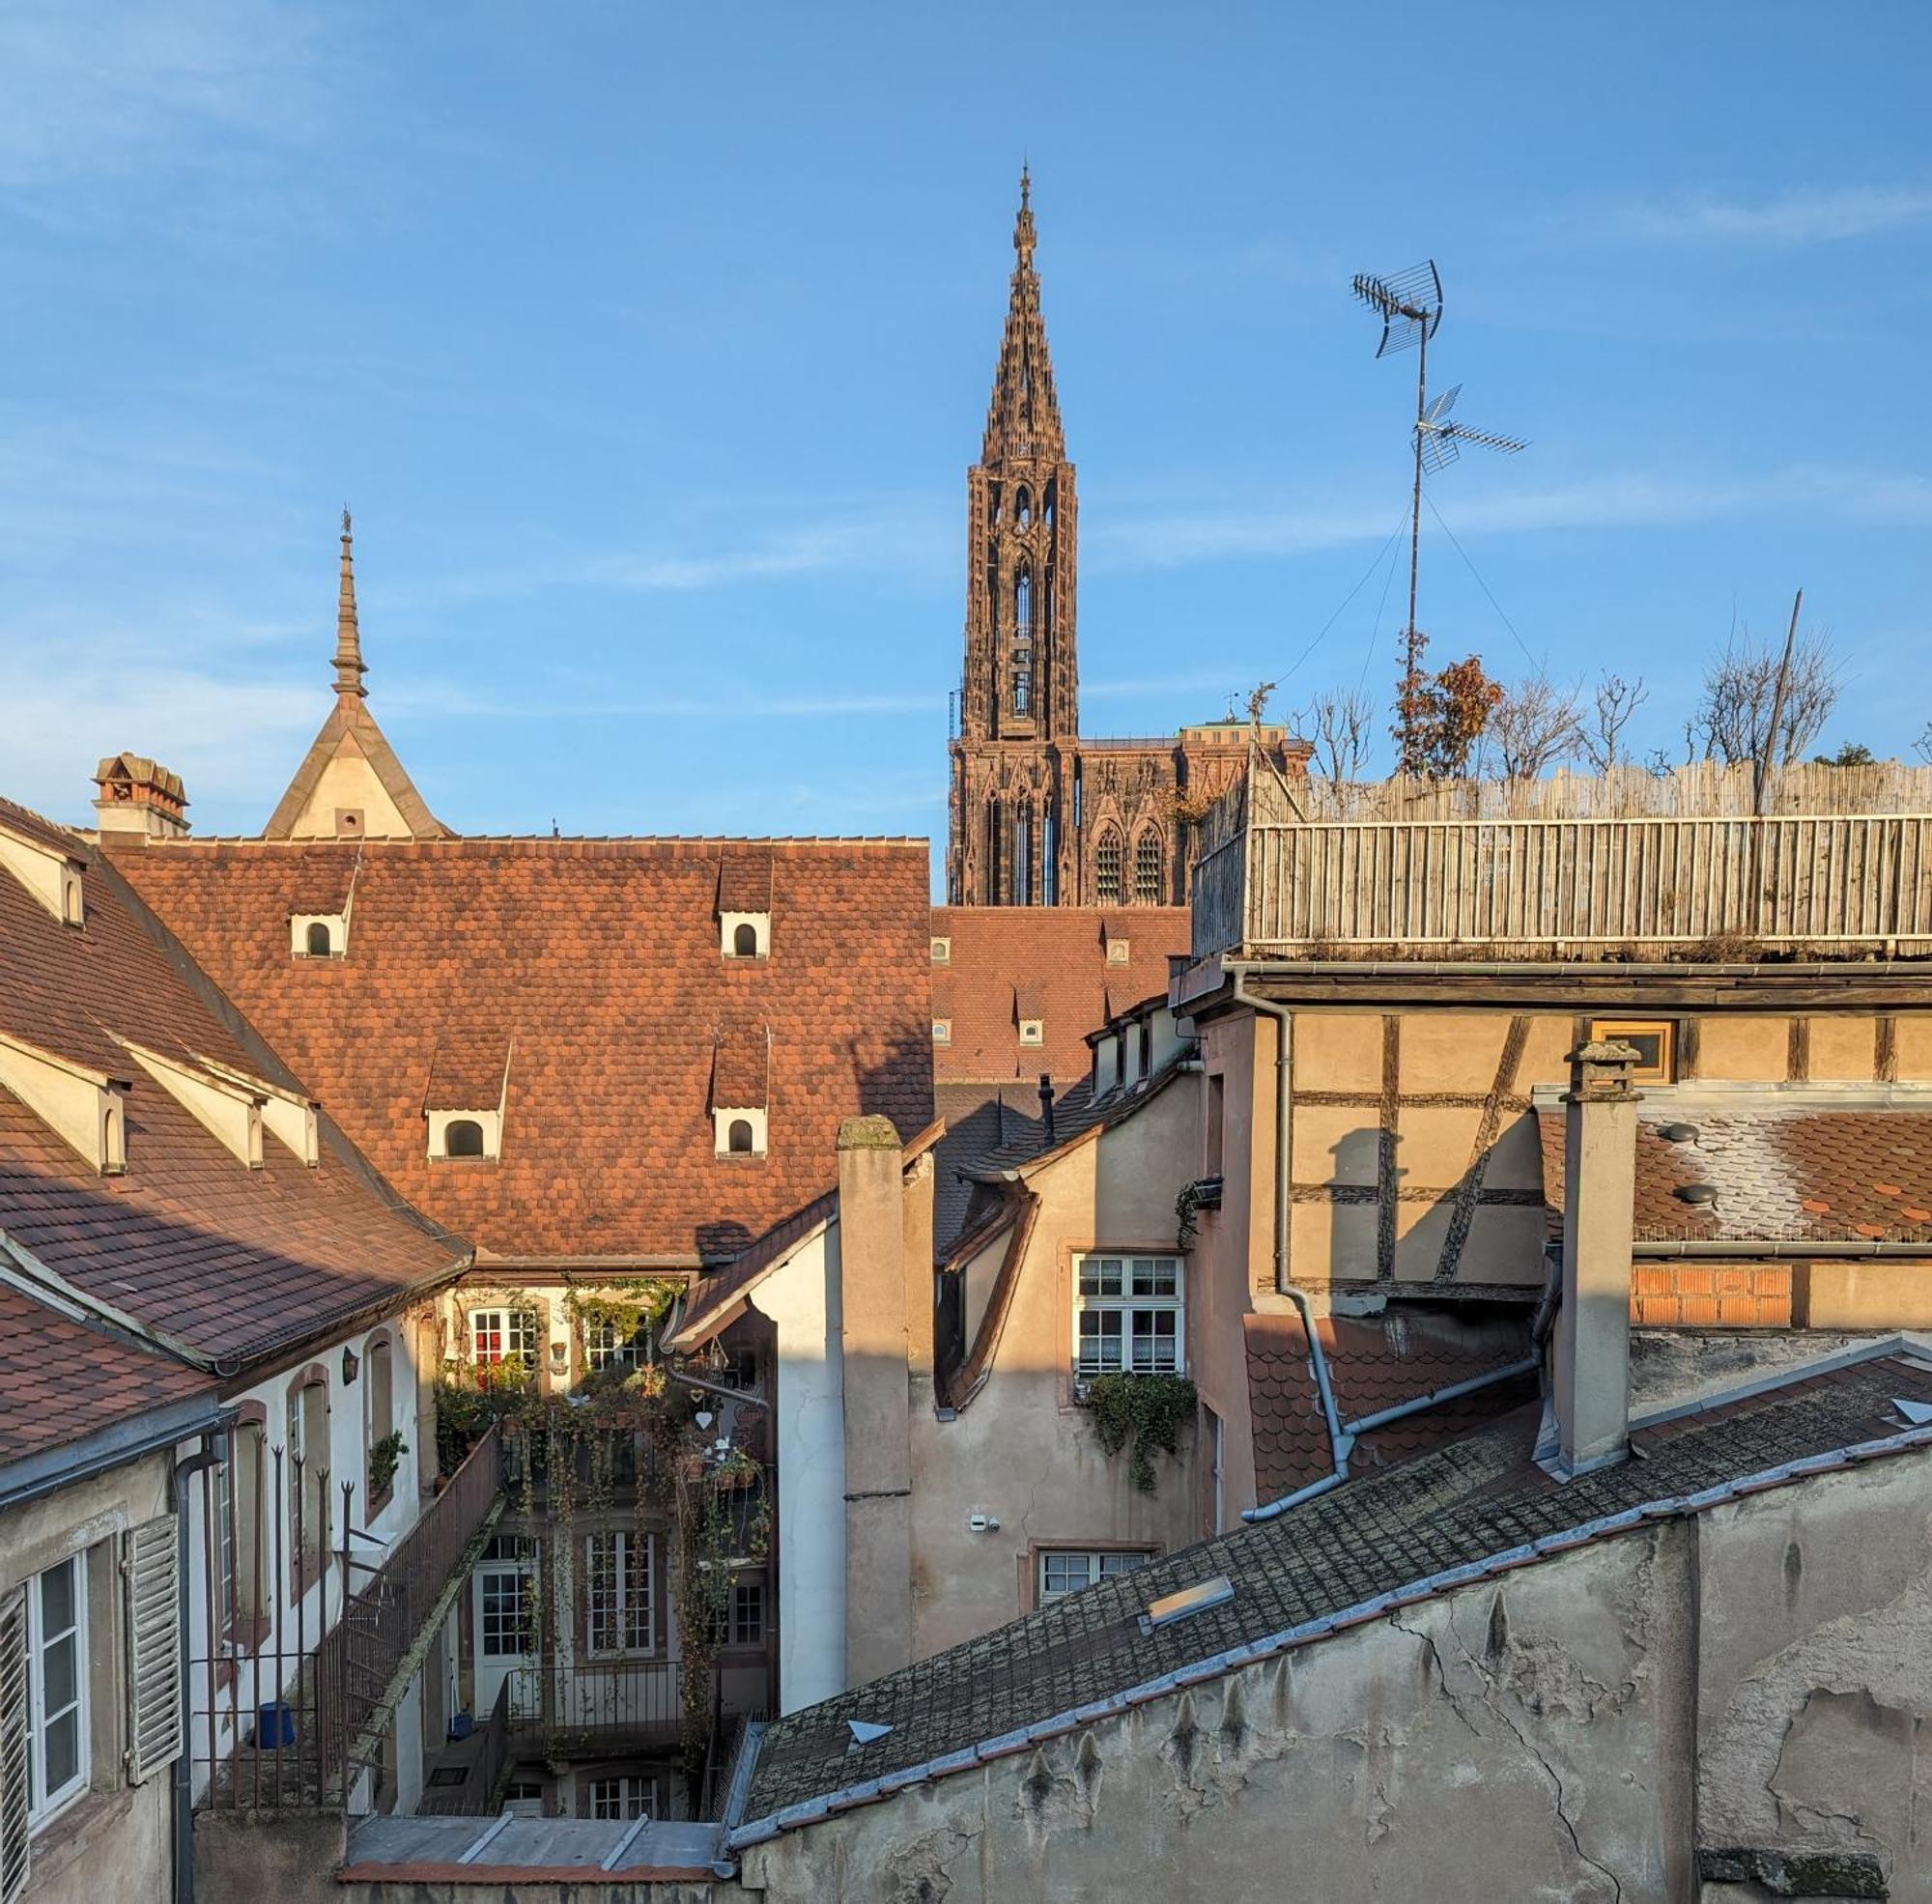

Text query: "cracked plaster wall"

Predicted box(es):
[1697, 1453, 1932, 1900]
[741, 1523, 1693, 1903]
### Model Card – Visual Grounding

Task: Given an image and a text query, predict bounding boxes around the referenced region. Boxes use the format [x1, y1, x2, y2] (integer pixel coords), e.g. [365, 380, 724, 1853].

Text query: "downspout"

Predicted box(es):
[173, 1429, 227, 1904]
[1232, 973, 1347, 1519]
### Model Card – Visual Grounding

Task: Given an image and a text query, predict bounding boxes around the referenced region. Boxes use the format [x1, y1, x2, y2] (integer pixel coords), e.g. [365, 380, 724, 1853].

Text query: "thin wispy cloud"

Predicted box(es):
[0, 0, 332, 217]
[1591, 184, 1932, 246]
[1094, 463, 1932, 570]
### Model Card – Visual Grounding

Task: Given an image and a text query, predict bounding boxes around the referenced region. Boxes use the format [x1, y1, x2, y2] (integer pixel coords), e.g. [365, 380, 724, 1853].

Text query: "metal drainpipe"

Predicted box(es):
[1231, 973, 1347, 1479]
[173, 1430, 227, 1904]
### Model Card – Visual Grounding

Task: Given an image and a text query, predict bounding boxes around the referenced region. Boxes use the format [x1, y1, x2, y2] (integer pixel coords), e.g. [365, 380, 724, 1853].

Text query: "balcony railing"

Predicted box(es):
[1193, 760, 1932, 959]
[193, 1427, 504, 1809]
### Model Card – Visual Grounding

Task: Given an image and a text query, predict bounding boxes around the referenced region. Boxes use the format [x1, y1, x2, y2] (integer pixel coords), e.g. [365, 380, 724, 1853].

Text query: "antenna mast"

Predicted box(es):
[1350, 261, 1526, 771]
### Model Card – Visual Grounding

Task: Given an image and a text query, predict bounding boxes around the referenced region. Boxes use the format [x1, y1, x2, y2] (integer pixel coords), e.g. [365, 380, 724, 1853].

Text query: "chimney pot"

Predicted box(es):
[92, 755, 189, 839]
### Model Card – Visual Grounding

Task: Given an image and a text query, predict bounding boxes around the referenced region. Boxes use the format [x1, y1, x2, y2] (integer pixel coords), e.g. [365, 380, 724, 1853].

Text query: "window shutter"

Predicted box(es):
[123, 1516, 184, 1783]
[0, 1586, 29, 1904]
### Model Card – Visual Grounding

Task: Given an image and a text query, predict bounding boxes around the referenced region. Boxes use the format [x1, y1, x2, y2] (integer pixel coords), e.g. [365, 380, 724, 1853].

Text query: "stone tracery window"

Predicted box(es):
[1094, 827, 1123, 905]
[1134, 829, 1164, 905]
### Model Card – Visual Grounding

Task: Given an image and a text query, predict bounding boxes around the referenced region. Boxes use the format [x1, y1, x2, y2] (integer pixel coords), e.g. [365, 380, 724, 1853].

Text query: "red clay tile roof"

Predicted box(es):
[930, 906, 1190, 1084]
[107, 835, 933, 1264]
[0, 799, 467, 1365]
[718, 852, 774, 913]
[1244, 1307, 1534, 1499]
[0, 1285, 213, 1465]
[1537, 1101, 1932, 1246]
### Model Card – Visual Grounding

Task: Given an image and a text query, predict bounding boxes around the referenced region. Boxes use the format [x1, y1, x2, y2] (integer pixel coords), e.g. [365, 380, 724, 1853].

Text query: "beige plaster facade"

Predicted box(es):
[1, 1453, 176, 1904]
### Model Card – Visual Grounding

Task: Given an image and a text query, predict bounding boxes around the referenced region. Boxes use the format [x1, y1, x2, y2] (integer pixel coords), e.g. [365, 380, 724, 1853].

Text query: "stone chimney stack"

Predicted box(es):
[836, 1116, 915, 1686]
[92, 755, 189, 839]
[1552, 1040, 1642, 1478]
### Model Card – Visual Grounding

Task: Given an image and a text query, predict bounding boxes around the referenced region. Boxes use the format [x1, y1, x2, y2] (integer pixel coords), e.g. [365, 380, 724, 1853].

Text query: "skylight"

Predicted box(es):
[1139, 1574, 1235, 1634]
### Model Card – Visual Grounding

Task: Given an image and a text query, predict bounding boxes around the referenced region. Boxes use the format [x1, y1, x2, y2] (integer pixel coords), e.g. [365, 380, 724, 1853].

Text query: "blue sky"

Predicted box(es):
[4, 1, 1930, 867]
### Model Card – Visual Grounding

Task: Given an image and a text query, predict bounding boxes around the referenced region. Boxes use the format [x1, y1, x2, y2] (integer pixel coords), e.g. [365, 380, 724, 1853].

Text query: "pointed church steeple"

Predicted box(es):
[333, 508, 368, 702]
[261, 515, 450, 840]
[981, 167, 1065, 469]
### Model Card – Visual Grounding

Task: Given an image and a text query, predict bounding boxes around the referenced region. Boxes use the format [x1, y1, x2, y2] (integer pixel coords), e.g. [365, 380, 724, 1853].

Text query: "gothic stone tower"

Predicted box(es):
[948, 172, 1080, 906]
[947, 181, 1302, 910]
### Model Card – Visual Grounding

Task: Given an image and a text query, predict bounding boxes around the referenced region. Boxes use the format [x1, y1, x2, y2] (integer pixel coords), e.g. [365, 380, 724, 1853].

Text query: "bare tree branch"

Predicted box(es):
[1579, 670, 1649, 773]
[1691, 625, 1840, 766]
[1295, 687, 1376, 797]
[1484, 673, 1583, 781]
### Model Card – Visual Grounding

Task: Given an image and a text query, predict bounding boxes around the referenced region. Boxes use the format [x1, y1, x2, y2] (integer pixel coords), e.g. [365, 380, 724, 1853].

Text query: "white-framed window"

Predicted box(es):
[1074, 1254, 1184, 1378]
[585, 1774, 652, 1820]
[929, 936, 952, 965]
[1018, 1018, 1044, 1047]
[1037, 1549, 1152, 1604]
[470, 1308, 539, 1369]
[26, 1557, 88, 1826]
[931, 1019, 952, 1045]
[584, 1320, 648, 1374]
[584, 1532, 654, 1657]
[477, 1560, 529, 1661]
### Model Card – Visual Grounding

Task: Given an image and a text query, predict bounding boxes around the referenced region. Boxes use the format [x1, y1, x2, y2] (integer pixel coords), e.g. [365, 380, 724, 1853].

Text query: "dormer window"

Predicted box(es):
[932, 1019, 952, 1045]
[1106, 938, 1130, 966]
[0, 818, 85, 927]
[429, 1109, 501, 1161]
[1019, 1019, 1044, 1047]
[0, 1032, 127, 1175]
[722, 912, 770, 960]
[293, 913, 347, 959]
[930, 937, 952, 965]
[714, 1108, 767, 1157]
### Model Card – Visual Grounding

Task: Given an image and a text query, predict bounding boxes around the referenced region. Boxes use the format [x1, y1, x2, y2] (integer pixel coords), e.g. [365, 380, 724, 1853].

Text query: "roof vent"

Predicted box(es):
[1660, 1123, 1698, 1145]
[1138, 1574, 1235, 1634]
[1893, 1399, 1932, 1427]
[1674, 1182, 1719, 1206]
[846, 1719, 893, 1749]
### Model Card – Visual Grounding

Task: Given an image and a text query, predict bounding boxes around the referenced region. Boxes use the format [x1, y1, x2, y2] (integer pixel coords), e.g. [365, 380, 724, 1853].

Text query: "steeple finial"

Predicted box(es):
[1013, 164, 1036, 270]
[333, 507, 367, 702]
[982, 170, 1062, 468]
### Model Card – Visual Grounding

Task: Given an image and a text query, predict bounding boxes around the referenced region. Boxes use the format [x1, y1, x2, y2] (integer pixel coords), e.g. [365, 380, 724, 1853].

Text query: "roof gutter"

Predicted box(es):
[730, 1417, 1932, 1853]
[1634, 1238, 1932, 1259]
[1232, 973, 1347, 1492]
[0, 1393, 233, 1512]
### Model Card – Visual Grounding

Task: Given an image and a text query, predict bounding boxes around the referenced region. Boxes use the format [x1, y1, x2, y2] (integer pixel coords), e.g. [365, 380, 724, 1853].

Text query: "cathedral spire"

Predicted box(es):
[333, 507, 367, 703]
[981, 169, 1064, 468]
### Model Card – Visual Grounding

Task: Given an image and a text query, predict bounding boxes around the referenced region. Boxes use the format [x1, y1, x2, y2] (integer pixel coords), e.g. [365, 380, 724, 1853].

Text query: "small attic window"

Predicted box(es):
[722, 911, 770, 960]
[930, 936, 952, 965]
[292, 913, 347, 959]
[1106, 938, 1129, 966]
[1019, 1019, 1045, 1047]
[932, 1019, 952, 1044]
[1139, 1575, 1235, 1634]
[714, 1108, 767, 1157]
[429, 1109, 500, 1162]
[335, 809, 365, 838]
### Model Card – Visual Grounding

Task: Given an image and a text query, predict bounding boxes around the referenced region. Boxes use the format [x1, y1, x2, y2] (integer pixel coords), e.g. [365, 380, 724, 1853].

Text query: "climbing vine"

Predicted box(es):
[433, 1283, 768, 1791]
[1085, 1372, 1197, 1492]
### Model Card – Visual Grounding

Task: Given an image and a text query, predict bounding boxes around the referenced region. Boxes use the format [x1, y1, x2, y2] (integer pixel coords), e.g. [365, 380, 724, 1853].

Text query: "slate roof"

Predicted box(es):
[738, 1347, 1932, 1834]
[930, 906, 1191, 1084]
[0, 1285, 213, 1465]
[930, 1082, 1042, 1258]
[1244, 1308, 1535, 1499]
[1537, 1097, 1932, 1246]
[106, 836, 934, 1264]
[0, 799, 468, 1363]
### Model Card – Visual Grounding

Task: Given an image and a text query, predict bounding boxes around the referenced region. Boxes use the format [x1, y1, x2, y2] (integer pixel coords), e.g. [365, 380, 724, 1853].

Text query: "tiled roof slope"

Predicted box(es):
[1244, 1308, 1534, 1498]
[931, 906, 1190, 1083]
[1537, 1100, 1932, 1245]
[741, 1350, 1932, 1827]
[0, 1285, 213, 1464]
[107, 837, 933, 1263]
[930, 1083, 1042, 1257]
[0, 799, 466, 1362]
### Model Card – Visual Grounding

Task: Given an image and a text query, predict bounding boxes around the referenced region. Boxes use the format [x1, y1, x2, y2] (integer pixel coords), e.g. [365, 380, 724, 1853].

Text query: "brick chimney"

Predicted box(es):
[836, 1116, 914, 1685]
[1552, 1040, 1642, 1478]
[93, 755, 189, 839]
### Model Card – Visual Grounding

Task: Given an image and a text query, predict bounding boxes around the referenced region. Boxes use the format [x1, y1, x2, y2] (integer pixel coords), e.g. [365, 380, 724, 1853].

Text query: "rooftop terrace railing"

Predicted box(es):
[1192, 760, 1932, 959]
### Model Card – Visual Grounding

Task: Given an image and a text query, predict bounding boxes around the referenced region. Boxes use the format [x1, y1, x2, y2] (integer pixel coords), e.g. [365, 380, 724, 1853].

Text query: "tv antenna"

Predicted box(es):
[1351, 260, 1526, 769]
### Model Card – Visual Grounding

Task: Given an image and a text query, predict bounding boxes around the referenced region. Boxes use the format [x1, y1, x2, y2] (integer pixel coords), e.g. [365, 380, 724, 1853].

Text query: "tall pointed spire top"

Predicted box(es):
[982, 171, 1063, 467]
[333, 506, 367, 702]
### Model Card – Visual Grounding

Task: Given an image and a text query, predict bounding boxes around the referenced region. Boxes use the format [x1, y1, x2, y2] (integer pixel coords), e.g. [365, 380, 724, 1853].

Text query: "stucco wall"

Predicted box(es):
[2, 1453, 175, 1904]
[286, 748, 412, 838]
[910, 1082, 1201, 1660]
[743, 1523, 1694, 1902]
[751, 1228, 846, 1712]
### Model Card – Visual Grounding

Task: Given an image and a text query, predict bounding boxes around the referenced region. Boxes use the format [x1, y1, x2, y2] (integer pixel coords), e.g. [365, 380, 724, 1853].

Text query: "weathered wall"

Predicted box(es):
[743, 1523, 1695, 1902]
[1696, 1451, 1932, 1899]
[285, 747, 412, 838]
[910, 1080, 1202, 1659]
[3, 1452, 175, 1904]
